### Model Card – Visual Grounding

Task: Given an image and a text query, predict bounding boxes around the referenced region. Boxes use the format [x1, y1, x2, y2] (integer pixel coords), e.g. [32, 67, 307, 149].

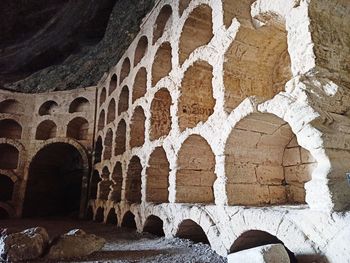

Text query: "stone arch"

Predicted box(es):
[35, 120, 57, 140]
[0, 119, 22, 139]
[225, 112, 315, 206]
[0, 144, 19, 169]
[230, 230, 297, 262]
[66, 117, 89, 140]
[125, 156, 142, 204]
[178, 60, 215, 131]
[143, 215, 165, 236]
[103, 129, 113, 160]
[38, 100, 59, 116]
[132, 67, 147, 103]
[95, 206, 104, 222]
[97, 166, 113, 200]
[120, 57, 131, 84]
[223, 10, 292, 112]
[121, 211, 137, 229]
[0, 174, 14, 202]
[99, 87, 107, 106]
[110, 162, 122, 202]
[115, 119, 126, 156]
[107, 99, 116, 124]
[130, 106, 146, 148]
[153, 5, 172, 44]
[23, 141, 89, 217]
[109, 74, 118, 95]
[150, 88, 172, 140]
[94, 136, 103, 163]
[90, 170, 100, 199]
[179, 5, 213, 64]
[0, 99, 23, 114]
[176, 135, 216, 203]
[98, 110, 105, 131]
[179, 0, 191, 16]
[118, 86, 129, 115]
[151, 42, 172, 87]
[134, 36, 148, 66]
[146, 147, 169, 203]
[106, 207, 118, 224]
[69, 97, 90, 113]
[176, 219, 209, 244]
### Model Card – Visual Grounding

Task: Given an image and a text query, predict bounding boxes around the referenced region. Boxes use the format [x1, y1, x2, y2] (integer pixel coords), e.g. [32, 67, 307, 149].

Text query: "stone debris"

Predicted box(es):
[227, 244, 290, 263]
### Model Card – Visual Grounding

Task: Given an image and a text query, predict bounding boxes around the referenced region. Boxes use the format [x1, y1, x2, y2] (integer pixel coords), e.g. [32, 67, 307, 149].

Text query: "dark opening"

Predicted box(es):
[69, 97, 90, 113]
[121, 211, 137, 229]
[0, 99, 23, 114]
[0, 144, 19, 169]
[0, 175, 14, 202]
[106, 208, 118, 225]
[94, 136, 103, 164]
[0, 208, 9, 219]
[22, 143, 85, 217]
[39, 100, 58, 116]
[176, 219, 209, 244]
[143, 215, 165, 236]
[86, 206, 94, 220]
[230, 230, 297, 262]
[35, 120, 57, 140]
[0, 119, 22, 139]
[95, 207, 104, 222]
[90, 170, 100, 199]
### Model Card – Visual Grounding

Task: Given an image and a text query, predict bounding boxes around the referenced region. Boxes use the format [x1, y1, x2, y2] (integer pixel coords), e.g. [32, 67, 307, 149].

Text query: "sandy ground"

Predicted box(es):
[0, 218, 227, 263]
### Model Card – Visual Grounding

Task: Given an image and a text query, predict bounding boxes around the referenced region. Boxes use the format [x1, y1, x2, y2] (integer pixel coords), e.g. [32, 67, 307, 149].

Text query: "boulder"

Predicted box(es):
[227, 244, 290, 263]
[0, 227, 49, 262]
[46, 229, 105, 260]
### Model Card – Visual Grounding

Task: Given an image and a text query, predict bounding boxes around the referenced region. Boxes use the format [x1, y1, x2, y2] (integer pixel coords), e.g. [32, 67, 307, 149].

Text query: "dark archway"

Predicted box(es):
[121, 211, 137, 229]
[143, 215, 165, 236]
[106, 208, 118, 225]
[0, 175, 14, 202]
[23, 143, 87, 217]
[176, 219, 209, 244]
[95, 207, 104, 222]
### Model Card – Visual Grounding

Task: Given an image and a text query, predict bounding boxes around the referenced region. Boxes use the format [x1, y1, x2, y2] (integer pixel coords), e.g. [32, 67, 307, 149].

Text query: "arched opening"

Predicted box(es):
[176, 219, 209, 244]
[86, 206, 94, 220]
[0, 144, 19, 169]
[35, 120, 57, 140]
[103, 129, 113, 160]
[150, 88, 172, 140]
[223, 0, 254, 28]
[132, 67, 147, 103]
[23, 143, 86, 217]
[225, 113, 315, 206]
[118, 86, 129, 115]
[69, 97, 90, 113]
[0, 175, 14, 202]
[125, 156, 142, 204]
[115, 119, 126, 156]
[178, 60, 215, 131]
[223, 12, 291, 112]
[66, 117, 89, 140]
[107, 99, 116, 124]
[97, 167, 113, 200]
[151, 42, 172, 87]
[0, 208, 9, 219]
[179, 0, 191, 16]
[176, 135, 216, 203]
[179, 5, 213, 64]
[0, 99, 23, 114]
[121, 211, 137, 229]
[120, 58, 131, 85]
[109, 74, 118, 95]
[99, 88, 107, 106]
[230, 230, 297, 262]
[153, 5, 172, 44]
[106, 208, 118, 224]
[110, 162, 123, 202]
[134, 36, 148, 66]
[95, 207, 104, 222]
[146, 147, 169, 203]
[98, 110, 105, 131]
[90, 170, 100, 199]
[94, 136, 103, 163]
[0, 119, 22, 139]
[143, 215, 165, 236]
[38, 100, 58, 116]
[130, 107, 146, 148]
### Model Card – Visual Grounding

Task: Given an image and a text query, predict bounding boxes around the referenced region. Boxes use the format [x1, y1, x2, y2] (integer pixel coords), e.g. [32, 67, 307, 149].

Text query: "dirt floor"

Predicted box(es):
[0, 218, 227, 263]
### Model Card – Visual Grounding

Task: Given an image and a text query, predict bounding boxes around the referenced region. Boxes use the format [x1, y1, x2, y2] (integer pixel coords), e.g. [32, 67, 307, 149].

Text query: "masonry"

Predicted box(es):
[0, 0, 349, 262]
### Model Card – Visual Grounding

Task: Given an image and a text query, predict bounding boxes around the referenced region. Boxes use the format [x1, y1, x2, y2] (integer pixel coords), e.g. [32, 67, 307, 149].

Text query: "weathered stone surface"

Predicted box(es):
[227, 244, 290, 263]
[0, 227, 49, 262]
[47, 229, 106, 260]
